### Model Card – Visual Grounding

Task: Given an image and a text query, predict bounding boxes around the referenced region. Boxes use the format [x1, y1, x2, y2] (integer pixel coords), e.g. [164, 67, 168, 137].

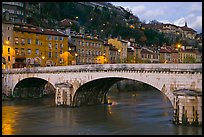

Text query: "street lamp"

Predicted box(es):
[177, 44, 181, 49]
[5, 40, 9, 45]
[118, 49, 121, 63]
[75, 53, 78, 65]
[67, 48, 72, 65]
[41, 56, 45, 67]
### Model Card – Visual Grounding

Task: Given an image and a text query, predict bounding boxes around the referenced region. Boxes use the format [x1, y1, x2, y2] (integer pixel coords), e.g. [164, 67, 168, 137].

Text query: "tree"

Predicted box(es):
[183, 55, 196, 63]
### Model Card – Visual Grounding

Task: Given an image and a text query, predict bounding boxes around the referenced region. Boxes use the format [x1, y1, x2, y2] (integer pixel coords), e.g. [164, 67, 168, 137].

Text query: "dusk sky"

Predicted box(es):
[111, 2, 202, 33]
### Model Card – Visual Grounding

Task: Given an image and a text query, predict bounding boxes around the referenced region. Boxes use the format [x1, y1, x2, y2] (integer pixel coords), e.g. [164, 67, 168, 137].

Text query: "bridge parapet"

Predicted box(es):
[2, 64, 202, 74]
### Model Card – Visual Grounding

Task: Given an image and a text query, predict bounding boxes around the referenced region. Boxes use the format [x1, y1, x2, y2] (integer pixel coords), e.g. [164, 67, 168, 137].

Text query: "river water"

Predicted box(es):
[2, 89, 202, 135]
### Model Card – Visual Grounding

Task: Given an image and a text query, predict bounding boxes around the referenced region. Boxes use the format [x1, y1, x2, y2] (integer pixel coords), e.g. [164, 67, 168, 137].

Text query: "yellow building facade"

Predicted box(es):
[70, 35, 104, 64]
[108, 38, 128, 63]
[13, 23, 69, 67]
[2, 21, 15, 69]
[179, 50, 196, 63]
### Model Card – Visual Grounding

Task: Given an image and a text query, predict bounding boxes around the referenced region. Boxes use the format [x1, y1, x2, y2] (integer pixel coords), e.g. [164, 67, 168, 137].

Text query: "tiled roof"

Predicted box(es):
[180, 26, 196, 33]
[160, 48, 171, 53]
[14, 26, 68, 37]
[141, 49, 153, 54]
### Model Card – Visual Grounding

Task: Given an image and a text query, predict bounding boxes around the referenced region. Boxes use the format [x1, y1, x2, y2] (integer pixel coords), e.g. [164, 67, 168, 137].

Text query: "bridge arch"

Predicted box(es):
[72, 76, 171, 107]
[13, 77, 56, 98]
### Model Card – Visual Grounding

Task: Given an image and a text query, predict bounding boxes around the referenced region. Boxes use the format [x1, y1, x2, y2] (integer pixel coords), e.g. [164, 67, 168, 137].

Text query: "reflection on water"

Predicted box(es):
[2, 106, 21, 135]
[2, 90, 202, 135]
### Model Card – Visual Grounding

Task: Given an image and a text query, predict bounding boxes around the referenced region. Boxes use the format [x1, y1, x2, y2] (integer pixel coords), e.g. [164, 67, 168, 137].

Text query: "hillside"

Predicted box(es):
[27, 2, 170, 46]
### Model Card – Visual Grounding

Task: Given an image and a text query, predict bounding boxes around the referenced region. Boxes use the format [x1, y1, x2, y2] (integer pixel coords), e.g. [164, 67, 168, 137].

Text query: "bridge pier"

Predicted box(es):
[173, 89, 202, 126]
[55, 82, 74, 106]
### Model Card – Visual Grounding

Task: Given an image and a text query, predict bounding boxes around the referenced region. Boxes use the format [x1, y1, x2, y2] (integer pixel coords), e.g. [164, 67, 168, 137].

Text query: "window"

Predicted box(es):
[8, 56, 10, 61]
[55, 52, 58, 58]
[148, 54, 151, 59]
[60, 50, 63, 54]
[55, 43, 58, 50]
[21, 38, 25, 45]
[36, 39, 40, 45]
[15, 48, 19, 55]
[48, 43, 52, 49]
[59, 58, 63, 63]
[8, 27, 10, 30]
[60, 44, 63, 48]
[21, 48, 25, 55]
[28, 38, 31, 44]
[48, 52, 52, 58]
[27, 49, 31, 55]
[54, 36, 58, 41]
[59, 37, 64, 41]
[81, 49, 84, 55]
[8, 48, 10, 54]
[35, 49, 39, 55]
[7, 37, 10, 41]
[47, 35, 52, 40]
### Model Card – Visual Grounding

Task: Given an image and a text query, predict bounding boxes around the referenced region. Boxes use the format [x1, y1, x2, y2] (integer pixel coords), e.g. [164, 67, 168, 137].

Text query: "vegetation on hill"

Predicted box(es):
[28, 2, 172, 46]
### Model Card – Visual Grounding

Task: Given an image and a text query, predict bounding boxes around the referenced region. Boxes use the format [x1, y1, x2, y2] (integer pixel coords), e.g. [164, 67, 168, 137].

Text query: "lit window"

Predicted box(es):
[27, 49, 31, 55]
[35, 49, 39, 55]
[21, 38, 25, 45]
[60, 44, 63, 48]
[48, 43, 52, 49]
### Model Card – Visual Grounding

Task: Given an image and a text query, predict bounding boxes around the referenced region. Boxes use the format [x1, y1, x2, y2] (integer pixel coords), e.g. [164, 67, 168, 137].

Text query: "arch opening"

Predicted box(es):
[13, 77, 55, 99]
[73, 77, 172, 108]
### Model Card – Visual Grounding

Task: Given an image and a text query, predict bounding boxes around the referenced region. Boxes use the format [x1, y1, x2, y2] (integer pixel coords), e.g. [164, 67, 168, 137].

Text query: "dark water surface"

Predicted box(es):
[2, 90, 202, 135]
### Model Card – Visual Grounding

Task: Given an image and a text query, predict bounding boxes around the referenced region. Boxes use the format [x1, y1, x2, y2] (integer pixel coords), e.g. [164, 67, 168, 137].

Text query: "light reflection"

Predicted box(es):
[2, 106, 21, 135]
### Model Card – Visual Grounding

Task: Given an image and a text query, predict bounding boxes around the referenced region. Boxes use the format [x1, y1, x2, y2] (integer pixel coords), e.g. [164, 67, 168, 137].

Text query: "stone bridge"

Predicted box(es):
[2, 64, 202, 125]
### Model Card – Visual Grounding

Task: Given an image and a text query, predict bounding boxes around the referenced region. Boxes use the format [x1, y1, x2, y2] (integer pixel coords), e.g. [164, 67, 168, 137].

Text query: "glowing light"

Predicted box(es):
[5, 40, 9, 45]
[177, 44, 181, 48]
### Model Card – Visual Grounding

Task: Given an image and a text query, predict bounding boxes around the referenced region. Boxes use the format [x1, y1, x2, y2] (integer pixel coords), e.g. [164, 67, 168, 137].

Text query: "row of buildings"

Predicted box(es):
[2, 20, 202, 69]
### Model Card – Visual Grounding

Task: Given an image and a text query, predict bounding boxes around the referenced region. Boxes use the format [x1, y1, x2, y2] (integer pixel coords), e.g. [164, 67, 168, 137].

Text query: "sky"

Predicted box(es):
[110, 2, 202, 34]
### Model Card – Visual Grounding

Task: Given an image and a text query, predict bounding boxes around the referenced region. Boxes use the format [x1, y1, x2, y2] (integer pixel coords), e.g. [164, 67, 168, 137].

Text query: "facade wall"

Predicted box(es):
[13, 27, 68, 67]
[108, 38, 128, 63]
[71, 36, 104, 64]
[2, 22, 15, 69]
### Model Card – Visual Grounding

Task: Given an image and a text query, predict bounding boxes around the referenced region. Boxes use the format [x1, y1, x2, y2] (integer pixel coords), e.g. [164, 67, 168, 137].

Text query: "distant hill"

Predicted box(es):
[27, 2, 170, 46]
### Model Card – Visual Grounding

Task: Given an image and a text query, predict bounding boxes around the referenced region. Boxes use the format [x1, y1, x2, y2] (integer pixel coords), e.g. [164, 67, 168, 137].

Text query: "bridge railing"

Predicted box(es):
[2, 64, 202, 74]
